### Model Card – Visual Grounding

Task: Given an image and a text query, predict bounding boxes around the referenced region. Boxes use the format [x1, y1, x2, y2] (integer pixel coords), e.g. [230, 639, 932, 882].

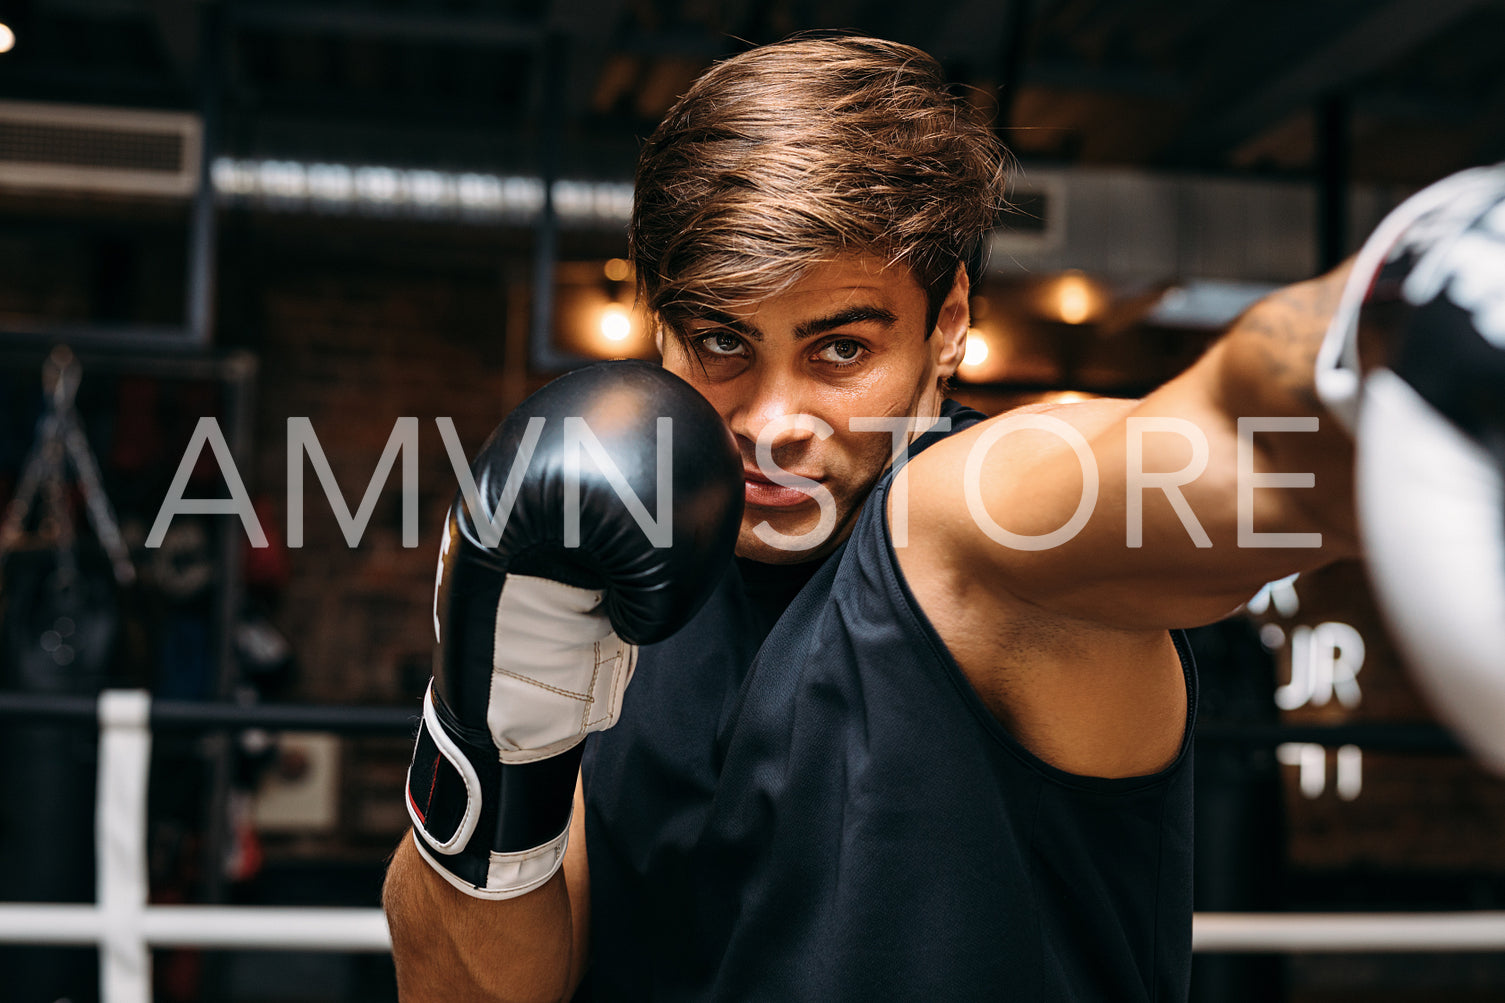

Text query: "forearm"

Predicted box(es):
[1212, 263, 1352, 418]
[959, 266, 1363, 623]
[384, 361, 732, 1000]
[384, 835, 575, 1003]
[1203, 263, 1360, 551]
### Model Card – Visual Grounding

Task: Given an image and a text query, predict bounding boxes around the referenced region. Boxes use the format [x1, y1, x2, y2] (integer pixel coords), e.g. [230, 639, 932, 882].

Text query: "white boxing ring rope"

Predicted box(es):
[1195, 912, 1505, 953]
[0, 690, 1501, 1003]
[0, 689, 397, 1002]
[0, 904, 391, 952]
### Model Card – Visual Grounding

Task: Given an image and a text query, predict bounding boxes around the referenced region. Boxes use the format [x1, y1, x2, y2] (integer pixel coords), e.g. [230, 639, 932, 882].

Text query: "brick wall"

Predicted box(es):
[216, 213, 615, 714]
[216, 218, 599, 854]
[247, 266, 523, 708]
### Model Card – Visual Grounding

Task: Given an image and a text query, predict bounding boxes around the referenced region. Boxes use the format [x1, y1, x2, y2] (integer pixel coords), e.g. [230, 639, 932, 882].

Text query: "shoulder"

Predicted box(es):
[919, 397, 1139, 469]
[890, 398, 1191, 779]
[897, 397, 1137, 561]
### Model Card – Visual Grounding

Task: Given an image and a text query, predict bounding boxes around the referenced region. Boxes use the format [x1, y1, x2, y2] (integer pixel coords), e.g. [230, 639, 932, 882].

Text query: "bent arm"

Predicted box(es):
[384, 773, 591, 1003]
[912, 264, 1360, 630]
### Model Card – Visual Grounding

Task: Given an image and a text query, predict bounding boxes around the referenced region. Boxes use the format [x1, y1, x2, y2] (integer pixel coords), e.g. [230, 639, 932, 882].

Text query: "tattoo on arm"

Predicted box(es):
[1230, 271, 1346, 413]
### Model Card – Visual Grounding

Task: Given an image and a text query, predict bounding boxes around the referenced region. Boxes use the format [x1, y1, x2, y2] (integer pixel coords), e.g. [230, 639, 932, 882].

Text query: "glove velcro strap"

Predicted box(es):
[411, 827, 569, 901]
[406, 686, 585, 899]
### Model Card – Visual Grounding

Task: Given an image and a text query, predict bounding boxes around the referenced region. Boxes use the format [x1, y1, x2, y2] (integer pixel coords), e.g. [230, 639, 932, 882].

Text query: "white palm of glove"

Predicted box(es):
[487, 574, 638, 764]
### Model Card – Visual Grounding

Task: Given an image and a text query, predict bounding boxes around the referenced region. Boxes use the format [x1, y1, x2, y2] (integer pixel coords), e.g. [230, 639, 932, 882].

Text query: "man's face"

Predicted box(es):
[660, 254, 968, 564]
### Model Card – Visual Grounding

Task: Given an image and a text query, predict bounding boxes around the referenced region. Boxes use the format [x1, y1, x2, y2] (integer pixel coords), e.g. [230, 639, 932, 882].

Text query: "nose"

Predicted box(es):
[726, 374, 817, 457]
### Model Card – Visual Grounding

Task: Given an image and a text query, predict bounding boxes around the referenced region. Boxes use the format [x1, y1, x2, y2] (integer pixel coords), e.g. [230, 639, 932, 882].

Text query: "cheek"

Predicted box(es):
[817, 368, 938, 484]
[824, 424, 903, 488]
[659, 342, 694, 381]
[685, 380, 737, 425]
[661, 350, 732, 413]
[844, 355, 939, 423]
[865, 342, 939, 395]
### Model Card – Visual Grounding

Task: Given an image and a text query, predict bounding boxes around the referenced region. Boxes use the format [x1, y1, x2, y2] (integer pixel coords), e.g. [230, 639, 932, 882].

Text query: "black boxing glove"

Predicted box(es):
[1316, 164, 1505, 773]
[405, 360, 742, 898]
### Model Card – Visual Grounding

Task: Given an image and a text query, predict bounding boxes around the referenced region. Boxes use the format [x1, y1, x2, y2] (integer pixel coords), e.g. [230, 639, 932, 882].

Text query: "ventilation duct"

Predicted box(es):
[0, 100, 201, 198]
[990, 166, 1412, 285]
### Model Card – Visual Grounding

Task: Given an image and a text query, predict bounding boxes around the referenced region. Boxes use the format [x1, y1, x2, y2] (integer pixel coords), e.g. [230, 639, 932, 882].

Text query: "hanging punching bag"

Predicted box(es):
[0, 547, 118, 1003]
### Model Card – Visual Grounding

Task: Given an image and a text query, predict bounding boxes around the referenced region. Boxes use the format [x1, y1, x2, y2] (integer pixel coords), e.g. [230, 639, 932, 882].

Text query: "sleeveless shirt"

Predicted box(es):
[579, 400, 1198, 1001]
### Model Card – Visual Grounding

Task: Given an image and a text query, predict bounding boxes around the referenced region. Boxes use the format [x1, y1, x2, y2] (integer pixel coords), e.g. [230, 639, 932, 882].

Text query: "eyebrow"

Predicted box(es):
[682, 304, 899, 342]
[794, 305, 899, 341]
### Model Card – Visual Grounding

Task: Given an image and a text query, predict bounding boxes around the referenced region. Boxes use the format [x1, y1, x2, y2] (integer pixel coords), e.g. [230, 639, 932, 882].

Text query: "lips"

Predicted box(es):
[743, 466, 821, 508]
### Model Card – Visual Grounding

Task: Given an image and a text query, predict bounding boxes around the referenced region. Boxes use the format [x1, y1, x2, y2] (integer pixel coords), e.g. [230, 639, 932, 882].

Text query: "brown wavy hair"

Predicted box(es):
[630, 34, 1013, 341]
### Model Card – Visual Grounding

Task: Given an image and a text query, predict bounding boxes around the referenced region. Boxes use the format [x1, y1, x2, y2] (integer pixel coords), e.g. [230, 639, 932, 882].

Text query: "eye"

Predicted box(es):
[816, 338, 865, 365]
[696, 331, 747, 357]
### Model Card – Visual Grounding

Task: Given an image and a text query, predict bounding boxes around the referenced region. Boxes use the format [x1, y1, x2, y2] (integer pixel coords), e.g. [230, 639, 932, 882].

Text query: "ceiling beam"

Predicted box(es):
[228, 2, 544, 48]
[1167, 0, 1490, 165]
[144, 0, 199, 87]
[1023, 58, 1185, 100]
[897, 0, 1009, 66]
[544, 0, 629, 122]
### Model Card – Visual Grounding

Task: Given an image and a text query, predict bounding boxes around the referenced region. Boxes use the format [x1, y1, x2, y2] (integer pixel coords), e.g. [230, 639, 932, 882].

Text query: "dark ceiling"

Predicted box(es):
[1, 0, 1502, 186]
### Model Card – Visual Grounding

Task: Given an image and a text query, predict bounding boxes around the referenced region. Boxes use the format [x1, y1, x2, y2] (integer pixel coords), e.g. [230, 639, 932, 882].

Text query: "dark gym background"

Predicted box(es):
[3, 1, 1505, 1000]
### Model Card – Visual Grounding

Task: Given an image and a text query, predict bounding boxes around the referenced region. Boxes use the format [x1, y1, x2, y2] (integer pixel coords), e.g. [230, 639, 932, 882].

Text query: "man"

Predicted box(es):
[383, 34, 1503, 1001]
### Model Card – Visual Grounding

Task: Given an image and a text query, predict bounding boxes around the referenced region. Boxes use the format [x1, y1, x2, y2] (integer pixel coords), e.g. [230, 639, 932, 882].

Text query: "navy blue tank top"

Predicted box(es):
[579, 401, 1197, 1001]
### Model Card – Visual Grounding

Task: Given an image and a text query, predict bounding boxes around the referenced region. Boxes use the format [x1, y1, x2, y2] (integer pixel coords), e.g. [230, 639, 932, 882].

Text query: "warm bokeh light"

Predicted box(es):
[599, 302, 632, 342]
[603, 257, 631, 282]
[1056, 272, 1093, 324]
[0, 24, 15, 54]
[962, 330, 990, 367]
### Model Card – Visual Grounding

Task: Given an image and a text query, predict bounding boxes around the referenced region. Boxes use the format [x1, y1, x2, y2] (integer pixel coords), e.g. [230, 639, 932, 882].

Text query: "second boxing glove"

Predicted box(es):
[1316, 164, 1505, 773]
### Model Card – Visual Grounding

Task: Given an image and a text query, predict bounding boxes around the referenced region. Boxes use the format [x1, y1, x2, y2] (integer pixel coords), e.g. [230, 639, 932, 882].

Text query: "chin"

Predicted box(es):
[735, 539, 825, 566]
[733, 517, 845, 566]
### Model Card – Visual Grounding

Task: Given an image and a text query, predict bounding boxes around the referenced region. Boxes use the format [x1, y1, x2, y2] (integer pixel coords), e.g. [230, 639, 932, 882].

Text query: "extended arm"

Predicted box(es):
[901, 168, 1505, 780]
[894, 265, 1358, 779]
[911, 263, 1358, 631]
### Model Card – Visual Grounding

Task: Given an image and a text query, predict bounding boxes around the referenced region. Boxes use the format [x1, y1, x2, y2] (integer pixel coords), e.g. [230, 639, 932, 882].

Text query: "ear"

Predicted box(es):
[653, 321, 666, 359]
[932, 265, 971, 378]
